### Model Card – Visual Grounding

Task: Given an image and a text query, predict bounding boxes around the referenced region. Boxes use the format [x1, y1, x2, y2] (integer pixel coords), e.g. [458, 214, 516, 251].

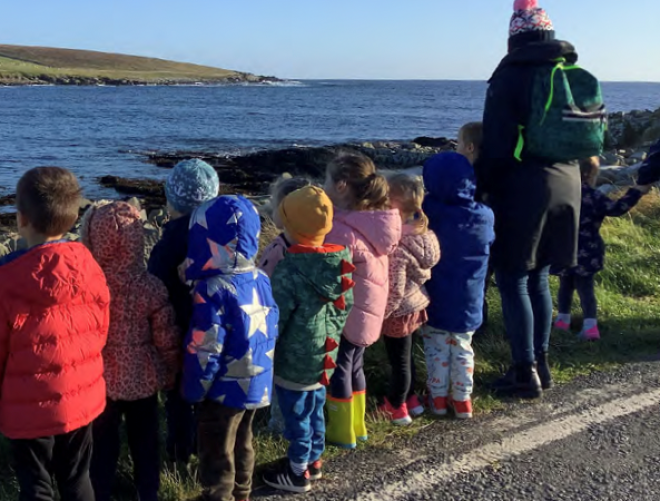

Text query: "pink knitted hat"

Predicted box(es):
[510, 0, 554, 37]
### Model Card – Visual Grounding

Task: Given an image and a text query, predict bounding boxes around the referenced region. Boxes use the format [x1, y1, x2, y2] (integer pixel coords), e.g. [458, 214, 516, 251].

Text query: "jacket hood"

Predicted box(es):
[334, 208, 401, 257]
[285, 244, 355, 303]
[494, 40, 577, 79]
[81, 201, 145, 275]
[423, 152, 477, 206]
[400, 230, 440, 270]
[0, 242, 106, 308]
[185, 195, 260, 281]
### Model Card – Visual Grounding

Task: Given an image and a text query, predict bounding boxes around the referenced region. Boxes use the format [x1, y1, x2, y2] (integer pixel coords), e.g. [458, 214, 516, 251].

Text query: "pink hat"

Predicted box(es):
[509, 0, 554, 38]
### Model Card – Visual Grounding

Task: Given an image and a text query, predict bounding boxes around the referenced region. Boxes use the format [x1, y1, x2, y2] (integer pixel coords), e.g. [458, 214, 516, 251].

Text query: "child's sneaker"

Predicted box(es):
[580, 325, 600, 341]
[379, 398, 413, 426]
[263, 462, 311, 493]
[554, 318, 571, 331]
[406, 394, 425, 417]
[451, 399, 473, 419]
[429, 396, 448, 416]
[309, 460, 323, 481]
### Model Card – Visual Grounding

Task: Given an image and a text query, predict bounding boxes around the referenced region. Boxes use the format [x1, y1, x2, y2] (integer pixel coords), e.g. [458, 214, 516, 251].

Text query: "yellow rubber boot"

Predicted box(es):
[353, 391, 368, 442]
[325, 395, 356, 449]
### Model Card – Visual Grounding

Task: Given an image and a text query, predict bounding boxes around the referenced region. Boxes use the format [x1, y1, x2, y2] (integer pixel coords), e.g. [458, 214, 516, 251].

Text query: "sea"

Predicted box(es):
[1, 80, 660, 199]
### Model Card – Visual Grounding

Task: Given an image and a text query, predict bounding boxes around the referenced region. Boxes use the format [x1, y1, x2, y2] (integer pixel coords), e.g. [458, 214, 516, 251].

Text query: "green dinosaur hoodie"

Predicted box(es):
[271, 244, 355, 391]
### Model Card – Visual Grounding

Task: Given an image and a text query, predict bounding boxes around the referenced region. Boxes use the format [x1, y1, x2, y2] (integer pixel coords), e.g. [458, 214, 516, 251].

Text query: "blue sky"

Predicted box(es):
[2, 0, 659, 81]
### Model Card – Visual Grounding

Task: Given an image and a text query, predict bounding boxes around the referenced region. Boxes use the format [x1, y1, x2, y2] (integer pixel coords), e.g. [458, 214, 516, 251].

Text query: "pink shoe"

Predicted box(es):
[406, 394, 425, 417]
[580, 325, 600, 341]
[554, 319, 570, 331]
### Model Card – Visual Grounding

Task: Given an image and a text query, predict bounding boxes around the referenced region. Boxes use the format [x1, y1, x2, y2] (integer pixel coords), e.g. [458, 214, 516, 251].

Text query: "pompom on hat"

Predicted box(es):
[509, 0, 554, 38]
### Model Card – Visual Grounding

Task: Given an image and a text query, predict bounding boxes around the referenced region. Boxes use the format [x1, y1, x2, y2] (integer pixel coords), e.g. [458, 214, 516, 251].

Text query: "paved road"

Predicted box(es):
[254, 361, 660, 501]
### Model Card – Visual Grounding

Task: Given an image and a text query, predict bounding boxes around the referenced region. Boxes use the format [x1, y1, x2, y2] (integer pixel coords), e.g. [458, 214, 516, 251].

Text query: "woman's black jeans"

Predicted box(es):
[496, 266, 553, 366]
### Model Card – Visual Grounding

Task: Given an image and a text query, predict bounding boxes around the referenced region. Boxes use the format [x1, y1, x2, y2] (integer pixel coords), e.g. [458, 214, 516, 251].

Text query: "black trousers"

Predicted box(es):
[165, 381, 196, 463]
[90, 395, 160, 501]
[383, 335, 417, 408]
[11, 424, 94, 501]
[557, 273, 598, 319]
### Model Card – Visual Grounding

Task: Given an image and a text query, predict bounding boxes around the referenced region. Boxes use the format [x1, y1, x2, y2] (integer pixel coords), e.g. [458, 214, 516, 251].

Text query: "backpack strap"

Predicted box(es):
[541, 58, 568, 125]
[514, 125, 525, 162]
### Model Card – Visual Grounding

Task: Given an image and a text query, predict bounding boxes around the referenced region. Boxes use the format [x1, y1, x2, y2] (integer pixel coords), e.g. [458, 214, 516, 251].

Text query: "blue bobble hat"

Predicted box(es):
[165, 159, 220, 215]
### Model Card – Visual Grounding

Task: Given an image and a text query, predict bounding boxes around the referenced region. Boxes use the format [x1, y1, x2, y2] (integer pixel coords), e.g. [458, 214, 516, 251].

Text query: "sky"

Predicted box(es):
[2, 0, 660, 82]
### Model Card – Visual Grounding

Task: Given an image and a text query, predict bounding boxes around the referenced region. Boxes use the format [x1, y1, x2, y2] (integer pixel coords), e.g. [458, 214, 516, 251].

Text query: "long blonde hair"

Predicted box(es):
[326, 154, 389, 211]
[388, 173, 429, 235]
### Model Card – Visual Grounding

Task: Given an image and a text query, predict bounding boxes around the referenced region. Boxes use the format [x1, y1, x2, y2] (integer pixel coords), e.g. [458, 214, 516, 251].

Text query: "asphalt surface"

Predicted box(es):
[253, 361, 660, 501]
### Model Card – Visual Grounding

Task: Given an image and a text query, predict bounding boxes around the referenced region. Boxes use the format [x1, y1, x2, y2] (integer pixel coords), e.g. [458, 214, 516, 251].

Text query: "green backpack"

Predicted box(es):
[515, 58, 607, 163]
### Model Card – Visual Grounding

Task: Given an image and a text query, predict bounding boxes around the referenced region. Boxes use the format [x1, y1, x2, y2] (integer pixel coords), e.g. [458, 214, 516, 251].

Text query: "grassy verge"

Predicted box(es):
[2, 190, 660, 500]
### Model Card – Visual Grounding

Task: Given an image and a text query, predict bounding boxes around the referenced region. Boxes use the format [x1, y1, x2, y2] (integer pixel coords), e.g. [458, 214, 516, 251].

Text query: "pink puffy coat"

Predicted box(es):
[385, 226, 441, 319]
[326, 208, 402, 347]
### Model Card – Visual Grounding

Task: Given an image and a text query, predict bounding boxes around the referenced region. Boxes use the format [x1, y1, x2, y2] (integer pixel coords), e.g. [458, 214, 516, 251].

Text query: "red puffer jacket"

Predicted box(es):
[0, 242, 110, 440]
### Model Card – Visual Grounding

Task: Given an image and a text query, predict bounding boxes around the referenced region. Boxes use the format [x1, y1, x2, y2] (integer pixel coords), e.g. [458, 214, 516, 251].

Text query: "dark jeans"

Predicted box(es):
[197, 401, 256, 501]
[91, 395, 160, 501]
[11, 424, 94, 501]
[558, 273, 598, 319]
[165, 382, 196, 463]
[383, 335, 417, 408]
[330, 336, 367, 400]
[496, 266, 553, 365]
[276, 386, 326, 465]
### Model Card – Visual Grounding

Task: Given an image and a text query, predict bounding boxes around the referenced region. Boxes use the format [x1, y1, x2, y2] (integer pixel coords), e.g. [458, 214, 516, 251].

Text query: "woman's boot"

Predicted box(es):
[514, 364, 543, 399]
[535, 352, 553, 390]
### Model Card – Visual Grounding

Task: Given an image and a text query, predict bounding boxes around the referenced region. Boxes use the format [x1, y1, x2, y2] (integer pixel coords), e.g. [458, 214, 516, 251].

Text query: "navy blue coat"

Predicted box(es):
[423, 153, 495, 333]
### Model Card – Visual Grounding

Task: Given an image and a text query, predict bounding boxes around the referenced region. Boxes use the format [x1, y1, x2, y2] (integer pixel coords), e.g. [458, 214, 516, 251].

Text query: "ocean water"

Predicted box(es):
[1, 80, 659, 199]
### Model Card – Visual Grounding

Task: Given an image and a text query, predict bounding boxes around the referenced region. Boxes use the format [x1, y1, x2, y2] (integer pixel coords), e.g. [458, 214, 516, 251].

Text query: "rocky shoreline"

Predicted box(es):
[1, 107, 658, 254]
[0, 74, 282, 87]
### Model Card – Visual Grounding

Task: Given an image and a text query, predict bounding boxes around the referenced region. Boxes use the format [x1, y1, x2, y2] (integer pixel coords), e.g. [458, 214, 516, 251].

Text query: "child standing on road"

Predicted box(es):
[379, 174, 440, 425]
[323, 154, 402, 448]
[0, 167, 110, 501]
[422, 152, 495, 419]
[182, 196, 279, 501]
[263, 186, 355, 493]
[82, 201, 180, 501]
[554, 157, 651, 340]
[148, 158, 220, 464]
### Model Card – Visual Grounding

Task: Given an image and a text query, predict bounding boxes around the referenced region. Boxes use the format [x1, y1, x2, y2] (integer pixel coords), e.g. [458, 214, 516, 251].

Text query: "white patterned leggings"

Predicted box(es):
[422, 326, 475, 402]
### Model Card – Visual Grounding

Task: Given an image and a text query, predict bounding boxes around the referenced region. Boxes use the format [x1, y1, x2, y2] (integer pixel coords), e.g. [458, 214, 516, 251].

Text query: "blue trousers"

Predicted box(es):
[276, 386, 326, 465]
[496, 266, 553, 365]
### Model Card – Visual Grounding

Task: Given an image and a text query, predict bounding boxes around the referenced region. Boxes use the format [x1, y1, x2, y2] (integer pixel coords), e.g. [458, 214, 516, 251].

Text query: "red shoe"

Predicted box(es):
[309, 460, 323, 481]
[379, 398, 412, 426]
[451, 399, 473, 419]
[406, 394, 425, 417]
[430, 396, 448, 416]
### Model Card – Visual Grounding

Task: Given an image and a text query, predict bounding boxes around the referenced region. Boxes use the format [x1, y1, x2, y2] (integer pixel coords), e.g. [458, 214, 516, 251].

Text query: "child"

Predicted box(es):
[182, 195, 279, 501]
[148, 158, 220, 464]
[422, 152, 495, 419]
[82, 202, 181, 501]
[379, 174, 440, 425]
[258, 175, 311, 435]
[554, 157, 651, 340]
[323, 154, 402, 448]
[263, 186, 355, 493]
[0, 167, 110, 501]
[259, 175, 312, 277]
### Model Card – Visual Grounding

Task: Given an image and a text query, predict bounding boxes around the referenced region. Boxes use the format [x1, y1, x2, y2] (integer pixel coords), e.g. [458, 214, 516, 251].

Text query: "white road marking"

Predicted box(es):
[358, 388, 660, 500]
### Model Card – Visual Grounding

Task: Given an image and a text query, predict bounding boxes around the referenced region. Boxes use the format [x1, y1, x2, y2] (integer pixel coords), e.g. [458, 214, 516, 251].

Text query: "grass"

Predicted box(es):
[2, 190, 660, 500]
[0, 44, 255, 84]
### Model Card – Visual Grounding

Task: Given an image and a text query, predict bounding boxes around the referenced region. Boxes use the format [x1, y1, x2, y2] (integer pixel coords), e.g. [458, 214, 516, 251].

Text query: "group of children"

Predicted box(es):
[0, 122, 655, 501]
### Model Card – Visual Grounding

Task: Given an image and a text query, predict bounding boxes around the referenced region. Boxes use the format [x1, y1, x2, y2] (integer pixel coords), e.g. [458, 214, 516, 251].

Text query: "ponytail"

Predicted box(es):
[387, 173, 429, 235]
[327, 154, 390, 211]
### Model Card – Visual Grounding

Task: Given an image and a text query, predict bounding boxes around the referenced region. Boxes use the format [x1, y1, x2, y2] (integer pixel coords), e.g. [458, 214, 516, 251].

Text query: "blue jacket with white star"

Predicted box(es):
[181, 196, 279, 410]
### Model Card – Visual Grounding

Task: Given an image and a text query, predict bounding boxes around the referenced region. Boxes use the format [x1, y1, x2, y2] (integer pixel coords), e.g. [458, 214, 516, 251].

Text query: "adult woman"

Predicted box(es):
[477, 0, 581, 398]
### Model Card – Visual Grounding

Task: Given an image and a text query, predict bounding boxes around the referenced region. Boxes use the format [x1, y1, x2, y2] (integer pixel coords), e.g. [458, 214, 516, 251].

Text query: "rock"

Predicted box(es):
[629, 150, 648, 163]
[79, 198, 93, 211]
[148, 208, 169, 228]
[598, 184, 618, 195]
[412, 137, 454, 148]
[606, 107, 660, 149]
[600, 152, 625, 166]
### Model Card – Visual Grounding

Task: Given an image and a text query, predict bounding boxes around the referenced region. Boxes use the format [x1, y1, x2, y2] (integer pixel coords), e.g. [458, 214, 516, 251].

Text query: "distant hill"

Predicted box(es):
[0, 44, 277, 86]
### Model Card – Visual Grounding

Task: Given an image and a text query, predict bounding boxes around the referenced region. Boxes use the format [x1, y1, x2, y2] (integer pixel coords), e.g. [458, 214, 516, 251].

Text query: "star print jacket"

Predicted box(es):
[81, 202, 181, 402]
[271, 244, 355, 391]
[182, 196, 279, 410]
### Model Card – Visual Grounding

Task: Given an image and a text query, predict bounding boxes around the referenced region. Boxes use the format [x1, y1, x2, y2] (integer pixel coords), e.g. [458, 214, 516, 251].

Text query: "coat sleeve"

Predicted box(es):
[258, 239, 287, 278]
[148, 278, 182, 389]
[593, 188, 643, 218]
[478, 67, 529, 200]
[0, 304, 9, 398]
[182, 284, 228, 403]
[385, 250, 407, 318]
